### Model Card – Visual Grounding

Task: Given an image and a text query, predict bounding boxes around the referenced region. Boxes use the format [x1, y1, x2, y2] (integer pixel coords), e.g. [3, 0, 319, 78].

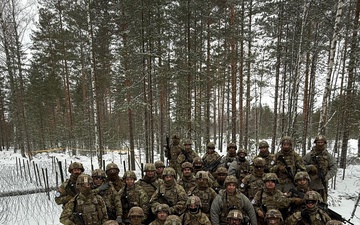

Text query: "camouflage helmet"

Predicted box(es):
[314, 135, 327, 144]
[224, 175, 238, 186]
[294, 171, 311, 182]
[128, 206, 145, 217]
[102, 220, 119, 225]
[237, 148, 248, 156]
[164, 215, 181, 225]
[92, 169, 106, 178]
[183, 139, 193, 145]
[227, 209, 243, 220]
[195, 171, 209, 180]
[105, 163, 119, 172]
[326, 220, 343, 225]
[144, 163, 156, 172]
[172, 134, 180, 140]
[262, 173, 279, 183]
[163, 167, 176, 177]
[186, 195, 202, 208]
[193, 157, 203, 164]
[76, 174, 93, 189]
[68, 162, 85, 173]
[155, 160, 165, 168]
[207, 142, 216, 149]
[252, 157, 266, 167]
[215, 166, 228, 175]
[227, 143, 237, 150]
[304, 190, 320, 201]
[280, 136, 293, 145]
[181, 162, 193, 170]
[123, 170, 137, 180]
[259, 140, 270, 148]
[265, 209, 283, 222]
[155, 204, 170, 214]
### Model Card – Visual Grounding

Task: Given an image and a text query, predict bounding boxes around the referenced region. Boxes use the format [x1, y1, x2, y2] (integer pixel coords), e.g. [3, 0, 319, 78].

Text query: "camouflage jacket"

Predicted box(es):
[240, 173, 264, 201]
[177, 149, 199, 164]
[285, 208, 331, 225]
[270, 149, 306, 184]
[188, 186, 217, 215]
[95, 183, 122, 219]
[252, 188, 290, 212]
[105, 176, 123, 192]
[180, 211, 212, 225]
[303, 148, 337, 190]
[60, 192, 108, 225]
[55, 178, 77, 206]
[177, 176, 197, 193]
[202, 152, 221, 169]
[149, 219, 165, 225]
[149, 182, 188, 216]
[210, 189, 257, 225]
[228, 159, 251, 181]
[136, 176, 163, 199]
[219, 156, 237, 169]
[119, 184, 149, 221]
[256, 153, 275, 173]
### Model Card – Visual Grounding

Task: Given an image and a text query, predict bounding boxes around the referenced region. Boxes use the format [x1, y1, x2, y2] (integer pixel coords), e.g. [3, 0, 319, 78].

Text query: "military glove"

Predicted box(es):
[291, 197, 304, 205]
[97, 183, 110, 192]
[324, 173, 331, 181]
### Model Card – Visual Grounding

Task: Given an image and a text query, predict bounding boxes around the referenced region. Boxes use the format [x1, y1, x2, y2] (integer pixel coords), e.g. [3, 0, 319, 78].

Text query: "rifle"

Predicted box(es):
[204, 156, 224, 172]
[121, 185, 132, 217]
[278, 155, 295, 184]
[289, 188, 354, 225]
[157, 191, 173, 207]
[165, 134, 171, 161]
[312, 155, 327, 189]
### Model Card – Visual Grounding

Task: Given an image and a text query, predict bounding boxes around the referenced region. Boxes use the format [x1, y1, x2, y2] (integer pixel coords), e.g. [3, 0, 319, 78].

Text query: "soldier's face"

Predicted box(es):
[182, 168, 192, 176]
[125, 177, 135, 187]
[184, 144, 192, 150]
[146, 171, 155, 178]
[72, 168, 82, 176]
[207, 147, 215, 153]
[296, 178, 308, 186]
[92, 176, 103, 186]
[267, 218, 280, 224]
[315, 141, 325, 150]
[265, 180, 276, 190]
[305, 200, 317, 209]
[226, 183, 236, 194]
[259, 147, 269, 154]
[156, 167, 164, 174]
[164, 175, 173, 182]
[157, 211, 168, 221]
[217, 173, 227, 182]
[228, 218, 242, 225]
[282, 143, 291, 151]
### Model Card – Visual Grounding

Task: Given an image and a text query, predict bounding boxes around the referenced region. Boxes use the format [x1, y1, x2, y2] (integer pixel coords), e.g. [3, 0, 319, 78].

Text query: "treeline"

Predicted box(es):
[0, 0, 359, 169]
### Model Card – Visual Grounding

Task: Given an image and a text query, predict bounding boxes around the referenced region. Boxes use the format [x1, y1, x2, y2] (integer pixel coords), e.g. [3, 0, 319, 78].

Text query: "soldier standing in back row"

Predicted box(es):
[202, 142, 222, 174]
[256, 140, 275, 173]
[228, 148, 251, 182]
[176, 139, 199, 176]
[180, 195, 212, 225]
[105, 162, 123, 192]
[303, 135, 337, 203]
[60, 174, 108, 225]
[220, 143, 238, 170]
[240, 157, 266, 201]
[178, 162, 197, 193]
[270, 136, 306, 192]
[55, 162, 84, 207]
[168, 135, 183, 176]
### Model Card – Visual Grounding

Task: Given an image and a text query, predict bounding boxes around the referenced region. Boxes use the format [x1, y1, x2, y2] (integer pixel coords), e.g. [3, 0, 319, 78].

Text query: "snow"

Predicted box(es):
[0, 141, 359, 225]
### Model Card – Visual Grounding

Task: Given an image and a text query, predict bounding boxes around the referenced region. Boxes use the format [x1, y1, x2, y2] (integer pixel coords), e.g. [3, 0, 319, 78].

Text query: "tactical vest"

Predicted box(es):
[220, 191, 245, 224]
[181, 213, 209, 225]
[310, 151, 329, 172]
[189, 188, 216, 214]
[235, 160, 251, 180]
[243, 174, 263, 200]
[158, 184, 183, 206]
[74, 194, 104, 225]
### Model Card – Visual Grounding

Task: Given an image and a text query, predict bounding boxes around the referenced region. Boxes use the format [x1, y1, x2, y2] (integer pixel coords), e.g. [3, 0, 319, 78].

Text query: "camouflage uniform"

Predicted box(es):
[178, 162, 197, 193]
[180, 195, 212, 225]
[188, 171, 217, 217]
[213, 167, 228, 194]
[270, 136, 306, 192]
[256, 140, 275, 173]
[265, 209, 284, 225]
[55, 162, 84, 207]
[60, 174, 108, 225]
[164, 215, 182, 225]
[150, 167, 188, 216]
[219, 143, 238, 170]
[128, 206, 145, 225]
[149, 204, 170, 225]
[210, 176, 257, 225]
[228, 148, 251, 182]
[252, 173, 290, 225]
[285, 191, 331, 225]
[155, 161, 165, 179]
[120, 171, 149, 223]
[176, 140, 199, 175]
[286, 171, 313, 215]
[303, 135, 337, 203]
[92, 169, 122, 221]
[168, 135, 183, 176]
[105, 163, 123, 192]
[202, 142, 222, 174]
[240, 157, 266, 201]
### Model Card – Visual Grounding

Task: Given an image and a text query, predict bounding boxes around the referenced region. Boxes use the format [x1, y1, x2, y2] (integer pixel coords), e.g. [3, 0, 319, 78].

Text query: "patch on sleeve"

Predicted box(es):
[251, 199, 256, 205]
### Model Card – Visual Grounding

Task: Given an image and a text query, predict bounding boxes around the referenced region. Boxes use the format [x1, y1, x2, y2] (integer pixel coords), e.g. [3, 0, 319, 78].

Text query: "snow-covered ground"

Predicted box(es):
[0, 140, 359, 225]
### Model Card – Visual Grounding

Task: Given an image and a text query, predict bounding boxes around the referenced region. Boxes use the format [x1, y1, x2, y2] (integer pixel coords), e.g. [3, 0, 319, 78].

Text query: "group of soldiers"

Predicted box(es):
[55, 134, 344, 225]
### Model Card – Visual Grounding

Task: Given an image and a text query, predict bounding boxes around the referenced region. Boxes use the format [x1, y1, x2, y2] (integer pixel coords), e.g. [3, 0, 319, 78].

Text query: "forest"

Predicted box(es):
[0, 0, 359, 170]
